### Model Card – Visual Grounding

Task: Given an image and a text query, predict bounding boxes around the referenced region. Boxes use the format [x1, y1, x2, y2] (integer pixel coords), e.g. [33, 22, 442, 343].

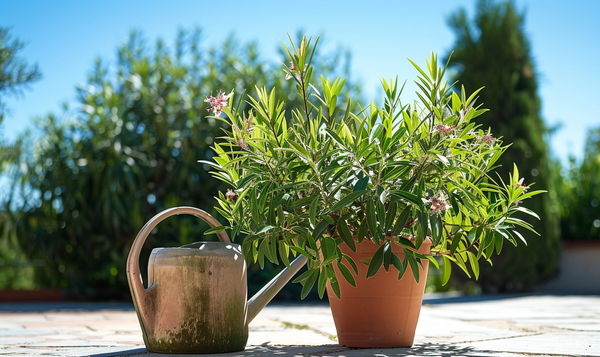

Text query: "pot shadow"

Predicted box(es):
[219, 343, 493, 357]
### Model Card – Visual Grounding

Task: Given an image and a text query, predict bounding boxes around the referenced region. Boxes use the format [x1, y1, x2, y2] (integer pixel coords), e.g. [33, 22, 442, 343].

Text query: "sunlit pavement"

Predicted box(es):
[0, 294, 599, 356]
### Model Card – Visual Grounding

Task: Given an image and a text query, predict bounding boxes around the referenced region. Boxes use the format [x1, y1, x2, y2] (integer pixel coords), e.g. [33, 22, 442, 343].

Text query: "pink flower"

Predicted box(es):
[421, 195, 451, 215]
[238, 138, 249, 151]
[204, 91, 233, 116]
[246, 117, 252, 133]
[225, 189, 237, 201]
[435, 124, 456, 136]
[284, 61, 303, 81]
[516, 178, 529, 192]
[480, 134, 494, 144]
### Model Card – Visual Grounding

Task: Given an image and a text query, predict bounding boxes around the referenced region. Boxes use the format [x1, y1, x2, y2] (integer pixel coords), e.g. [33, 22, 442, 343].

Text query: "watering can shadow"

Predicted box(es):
[126, 206, 308, 354]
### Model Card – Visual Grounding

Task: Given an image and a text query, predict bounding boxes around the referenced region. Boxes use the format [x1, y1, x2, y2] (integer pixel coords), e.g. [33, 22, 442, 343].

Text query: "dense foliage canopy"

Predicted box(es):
[208, 36, 543, 299]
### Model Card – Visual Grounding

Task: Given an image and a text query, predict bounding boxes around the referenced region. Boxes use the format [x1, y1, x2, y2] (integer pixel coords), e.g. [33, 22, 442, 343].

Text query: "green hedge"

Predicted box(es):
[6, 30, 359, 299]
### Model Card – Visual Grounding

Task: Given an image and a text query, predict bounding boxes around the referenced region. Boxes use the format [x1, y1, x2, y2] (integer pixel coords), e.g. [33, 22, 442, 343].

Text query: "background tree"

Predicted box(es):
[555, 127, 600, 241]
[0, 27, 41, 290]
[8, 29, 360, 299]
[0, 27, 42, 121]
[444, 0, 561, 292]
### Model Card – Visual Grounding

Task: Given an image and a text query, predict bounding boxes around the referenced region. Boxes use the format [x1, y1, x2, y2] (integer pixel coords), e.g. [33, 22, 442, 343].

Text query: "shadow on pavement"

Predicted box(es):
[219, 343, 489, 357]
[1, 292, 579, 312]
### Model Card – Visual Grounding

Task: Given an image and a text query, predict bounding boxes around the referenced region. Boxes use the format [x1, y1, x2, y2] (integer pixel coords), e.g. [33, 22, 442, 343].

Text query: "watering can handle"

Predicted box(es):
[126, 206, 230, 302]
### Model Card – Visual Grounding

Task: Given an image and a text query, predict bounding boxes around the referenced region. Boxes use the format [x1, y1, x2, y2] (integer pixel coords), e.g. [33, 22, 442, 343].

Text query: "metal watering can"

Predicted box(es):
[126, 206, 308, 354]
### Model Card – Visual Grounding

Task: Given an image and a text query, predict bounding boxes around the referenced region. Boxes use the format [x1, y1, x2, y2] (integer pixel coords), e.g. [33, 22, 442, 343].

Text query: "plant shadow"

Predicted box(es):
[203, 343, 495, 357]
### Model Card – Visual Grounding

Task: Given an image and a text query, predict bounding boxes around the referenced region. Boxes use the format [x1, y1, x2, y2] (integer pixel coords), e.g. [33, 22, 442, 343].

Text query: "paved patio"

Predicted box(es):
[0, 294, 598, 356]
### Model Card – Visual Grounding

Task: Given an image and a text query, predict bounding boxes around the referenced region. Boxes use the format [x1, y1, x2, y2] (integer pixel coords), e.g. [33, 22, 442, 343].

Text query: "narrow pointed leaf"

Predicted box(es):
[366, 243, 385, 279]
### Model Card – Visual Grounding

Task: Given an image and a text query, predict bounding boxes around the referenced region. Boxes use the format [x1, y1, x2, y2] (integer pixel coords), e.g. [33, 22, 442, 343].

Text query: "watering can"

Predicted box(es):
[126, 206, 308, 354]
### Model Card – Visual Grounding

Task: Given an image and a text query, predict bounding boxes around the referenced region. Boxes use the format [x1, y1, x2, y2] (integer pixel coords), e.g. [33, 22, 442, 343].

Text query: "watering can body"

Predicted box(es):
[127, 207, 307, 354]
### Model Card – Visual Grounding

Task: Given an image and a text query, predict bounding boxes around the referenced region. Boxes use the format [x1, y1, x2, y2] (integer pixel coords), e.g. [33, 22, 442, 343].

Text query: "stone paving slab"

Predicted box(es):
[0, 295, 599, 356]
[455, 332, 600, 356]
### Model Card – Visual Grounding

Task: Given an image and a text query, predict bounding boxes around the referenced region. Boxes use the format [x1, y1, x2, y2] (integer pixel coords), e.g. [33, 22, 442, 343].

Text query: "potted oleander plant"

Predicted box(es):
[201, 35, 544, 348]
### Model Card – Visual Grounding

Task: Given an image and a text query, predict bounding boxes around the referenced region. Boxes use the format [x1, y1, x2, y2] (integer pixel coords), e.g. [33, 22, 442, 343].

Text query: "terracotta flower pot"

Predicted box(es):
[327, 238, 431, 348]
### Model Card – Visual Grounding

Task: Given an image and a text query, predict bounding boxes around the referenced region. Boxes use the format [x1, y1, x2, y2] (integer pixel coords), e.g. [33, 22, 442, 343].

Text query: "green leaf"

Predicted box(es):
[289, 246, 315, 260]
[390, 190, 420, 205]
[512, 206, 541, 220]
[300, 269, 318, 300]
[330, 190, 368, 212]
[337, 219, 356, 252]
[279, 242, 291, 269]
[484, 235, 495, 258]
[309, 197, 318, 228]
[342, 253, 359, 275]
[453, 253, 472, 278]
[512, 229, 527, 245]
[257, 241, 265, 269]
[391, 253, 406, 279]
[324, 128, 346, 147]
[442, 255, 451, 285]
[326, 265, 341, 299]
[451, 91, 461, 112]
[292, 267, 316, 284]
[366, 199, 378, 242]
[203, 225, 228, 235]
[257, 225, 276, 235]
[383, 241, 392, 271]
[398, 237, 416, 249]
[385, 201, 398, 231]
[404, 249, 420, 283]
[337, 261, 356, 287]
[277, 205, 284, 225]
[357, 219, 367, 243]
[427, 256, 440, 269]
[467, 227, 478, 244]
[515, 189, 547, 201]
[450, 231, 463, 254]
[317, 267, 327, 299]
[466, 251, 480, 280]
[312, 219, 330, 240]
[323, 214, 335, 225]
[512, 163, 520, 184]
[264, 234, 278, 264]
[417, 210, 428, 246]
[366, 243, 385, 279]
[504, 217, 538, 235]
[429, 214, 442, 245]
[291, 196, 316, 208]
[450, 191, 460, 213]
[354, 176, 369, 191]
[376, 196, 386, 237]
[391, 206, 411, 237]
[495, 231, 504, 254]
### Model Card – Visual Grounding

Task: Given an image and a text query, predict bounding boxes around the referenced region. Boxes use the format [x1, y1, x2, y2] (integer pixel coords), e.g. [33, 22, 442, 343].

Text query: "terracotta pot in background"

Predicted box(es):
[327, 239, 432, 348]
[0, 289, 65, 302]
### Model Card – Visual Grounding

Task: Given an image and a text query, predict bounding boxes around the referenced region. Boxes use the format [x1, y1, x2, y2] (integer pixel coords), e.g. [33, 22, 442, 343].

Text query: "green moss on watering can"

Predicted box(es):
[126, 207, 307, 354]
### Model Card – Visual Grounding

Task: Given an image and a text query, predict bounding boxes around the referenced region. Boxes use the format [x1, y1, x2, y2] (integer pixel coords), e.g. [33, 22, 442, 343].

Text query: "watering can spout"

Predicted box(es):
[246, 254, 308, 323]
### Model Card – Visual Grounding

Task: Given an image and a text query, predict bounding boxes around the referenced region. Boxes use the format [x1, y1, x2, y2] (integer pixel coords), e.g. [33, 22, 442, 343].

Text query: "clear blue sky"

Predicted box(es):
[1, 0, 599, 165]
